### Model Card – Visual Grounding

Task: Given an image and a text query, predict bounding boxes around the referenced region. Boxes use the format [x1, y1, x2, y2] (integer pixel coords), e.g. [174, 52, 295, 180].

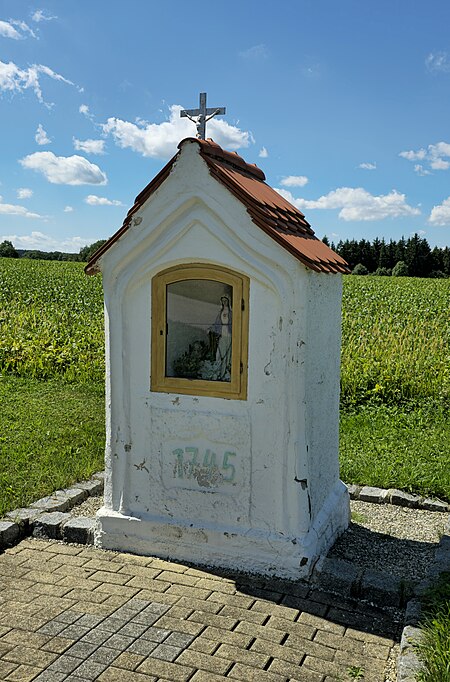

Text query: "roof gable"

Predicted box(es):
[85, 138, 350, 275]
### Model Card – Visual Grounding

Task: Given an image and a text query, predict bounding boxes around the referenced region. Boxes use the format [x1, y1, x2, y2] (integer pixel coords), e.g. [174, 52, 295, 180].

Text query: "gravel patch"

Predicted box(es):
[72, 495, 103, 517]
[329, 500, 448, 583]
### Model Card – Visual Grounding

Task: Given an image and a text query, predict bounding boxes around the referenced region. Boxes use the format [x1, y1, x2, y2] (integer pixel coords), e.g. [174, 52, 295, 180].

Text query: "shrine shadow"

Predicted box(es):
[175, 523, 440, 642]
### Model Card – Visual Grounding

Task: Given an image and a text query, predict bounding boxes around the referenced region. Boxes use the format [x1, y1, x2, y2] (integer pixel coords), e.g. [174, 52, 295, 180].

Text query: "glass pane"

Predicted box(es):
[166, 280, 233, 382]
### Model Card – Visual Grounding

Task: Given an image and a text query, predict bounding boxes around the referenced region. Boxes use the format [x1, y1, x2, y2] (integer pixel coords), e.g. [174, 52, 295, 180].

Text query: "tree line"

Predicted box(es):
[323, 233, 450, 277]
[2, 234, 450, 278]
[0, 240, 107, 263]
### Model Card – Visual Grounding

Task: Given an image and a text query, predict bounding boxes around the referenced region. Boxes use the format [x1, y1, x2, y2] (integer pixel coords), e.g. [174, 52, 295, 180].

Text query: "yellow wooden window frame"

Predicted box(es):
[151, 264, 249, 400]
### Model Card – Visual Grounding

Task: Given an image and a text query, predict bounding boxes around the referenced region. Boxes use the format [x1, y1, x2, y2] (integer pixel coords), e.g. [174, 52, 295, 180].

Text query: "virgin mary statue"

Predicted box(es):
[213, 295, 232, 381]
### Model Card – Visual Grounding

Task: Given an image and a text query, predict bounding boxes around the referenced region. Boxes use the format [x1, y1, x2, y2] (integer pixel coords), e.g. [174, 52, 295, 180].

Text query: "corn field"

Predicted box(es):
[341, 276, 450, 405]
[1, 258, 449, 404]
[0, 259, 104, 382]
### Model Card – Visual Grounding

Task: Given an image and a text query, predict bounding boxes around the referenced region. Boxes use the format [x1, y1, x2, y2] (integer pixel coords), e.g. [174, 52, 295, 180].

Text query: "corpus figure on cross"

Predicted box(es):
[180, 92, 226, 140]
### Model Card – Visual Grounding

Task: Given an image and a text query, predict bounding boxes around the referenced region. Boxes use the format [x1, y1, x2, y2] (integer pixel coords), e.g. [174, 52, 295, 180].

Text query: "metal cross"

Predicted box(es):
[180, 92, 226, 140]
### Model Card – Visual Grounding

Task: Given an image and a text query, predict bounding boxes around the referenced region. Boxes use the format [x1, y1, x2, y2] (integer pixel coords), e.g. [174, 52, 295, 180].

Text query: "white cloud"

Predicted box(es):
[0, 19, 35, 39]
[17, 187, 33, 199]
[280, 175, 309, 188]
[0, 231, 91, 252]
[79, 104, 94, 120]
[276, 186, 420, 221]
[0, 195, 41, 218]
[73, 138, 105, 155]
[85, 194, 123, 206]
[20, 151, 107, 185]
[64, 206, 74, 212]
[400, 141, 450, 172]
[399, 149, 427, 161]
[0, 60, 75, 105]
[0, 20, 21, 39]
[103, 104, 253, 159]
[426, 51, 450, 73]
[414, 164, 432, 176]
[239, 44, 269, 60]
[259, 147, 268, 158]
[429, 197, 450, 225]
[31, 9, 57, 22]
[35, 123, 50, 145]
[359, 162, 376, 170]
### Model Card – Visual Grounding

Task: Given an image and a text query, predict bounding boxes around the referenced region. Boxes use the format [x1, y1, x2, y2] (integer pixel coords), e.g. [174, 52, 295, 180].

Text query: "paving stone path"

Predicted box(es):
[0, 538, 401, 682]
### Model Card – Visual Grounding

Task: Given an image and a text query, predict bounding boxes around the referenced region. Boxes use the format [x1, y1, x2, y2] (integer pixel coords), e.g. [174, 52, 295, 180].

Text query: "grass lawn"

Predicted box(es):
[415, 572, 450, 681]
[0, 376, 105, 517]
[340, 401, 450, 502]
[1, 374, 450, 517]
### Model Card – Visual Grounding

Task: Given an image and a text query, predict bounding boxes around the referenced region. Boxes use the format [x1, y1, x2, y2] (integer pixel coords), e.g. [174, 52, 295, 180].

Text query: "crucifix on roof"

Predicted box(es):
[180, 92, 226, 140]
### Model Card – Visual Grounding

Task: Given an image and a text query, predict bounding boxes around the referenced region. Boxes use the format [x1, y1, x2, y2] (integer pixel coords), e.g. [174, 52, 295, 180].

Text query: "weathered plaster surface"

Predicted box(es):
[95, 140, 349, 578]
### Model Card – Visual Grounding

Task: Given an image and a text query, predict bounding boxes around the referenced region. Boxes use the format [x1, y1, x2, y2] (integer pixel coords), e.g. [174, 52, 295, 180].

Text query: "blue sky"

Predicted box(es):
[1, 1, 450, 252]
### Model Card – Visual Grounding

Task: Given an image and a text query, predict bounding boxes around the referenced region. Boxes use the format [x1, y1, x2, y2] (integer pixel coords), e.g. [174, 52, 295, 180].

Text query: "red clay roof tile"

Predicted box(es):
[85, 137, 349, 275]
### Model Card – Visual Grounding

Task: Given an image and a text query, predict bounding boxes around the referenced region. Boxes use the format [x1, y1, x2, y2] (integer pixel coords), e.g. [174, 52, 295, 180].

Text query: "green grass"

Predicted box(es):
[415, 573, 450, 681]
[0, 376, 105, 516]
[340, 401, 450, 501]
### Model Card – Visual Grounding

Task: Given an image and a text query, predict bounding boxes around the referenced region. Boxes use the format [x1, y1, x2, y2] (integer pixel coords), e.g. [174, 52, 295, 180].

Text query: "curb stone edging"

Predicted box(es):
[397, 516, 450, 681]
[347, 483, 450, 512]
[0, 472, 104, 549]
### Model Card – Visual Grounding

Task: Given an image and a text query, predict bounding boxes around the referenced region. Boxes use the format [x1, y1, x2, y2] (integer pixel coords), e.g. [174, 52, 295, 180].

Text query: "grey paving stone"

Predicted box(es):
[150, 642, 183, 661]
[314, 557, 361, 596]
[112, 606, 141, 621]
[117, 621, 149, 638]
[346, 484, 361, 499]
[76, 479, 104, 496]
[69, 659, 108, 680]
[66, 640, 100, 659]
[131, 611, 161, 626]
[5, 507, 42, 528]
[89, 646, 119, 665]
[105, 633, 135, 651]
[76, 614, 105, 629]
[97, 617, 128, 633]
[434, 544, 450, 572]
[420, 497, 449, 512]
[127, 598, 152, 612]
[33, 511, 72, 539]
[0, 520, 21, 548]
[38, 620, 68, 636]
[127, 637, 159, 656]
[140, 626, 171, 643]
[398, 625, 424, 682]
[33, 671, 68, 682]
[58, 487, 89, 505]
[387, 489, 421, 508]
[359, 486, 387, 503]
[116, 601, 148, 616]
[63, 517, 96, 545]
[164, 631, 196, 647]
[404, 599, 422, 626]
[142, 602, 171, 615]
[81, 629, 112, 646]
[47, 654, 82, 673]
[31, 495, 72, 513]
[92, 471, 105, 482]
[361, 569, 402, 606]
[60, 624, 91, 640]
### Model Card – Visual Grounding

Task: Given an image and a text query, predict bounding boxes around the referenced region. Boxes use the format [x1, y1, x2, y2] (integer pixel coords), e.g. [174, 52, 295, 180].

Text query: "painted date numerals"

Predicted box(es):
[172, 447, 236, 483]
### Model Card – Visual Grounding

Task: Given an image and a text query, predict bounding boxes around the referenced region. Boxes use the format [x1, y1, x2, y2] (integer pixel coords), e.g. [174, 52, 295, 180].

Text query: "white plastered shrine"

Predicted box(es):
[88, 137, 350, 579]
